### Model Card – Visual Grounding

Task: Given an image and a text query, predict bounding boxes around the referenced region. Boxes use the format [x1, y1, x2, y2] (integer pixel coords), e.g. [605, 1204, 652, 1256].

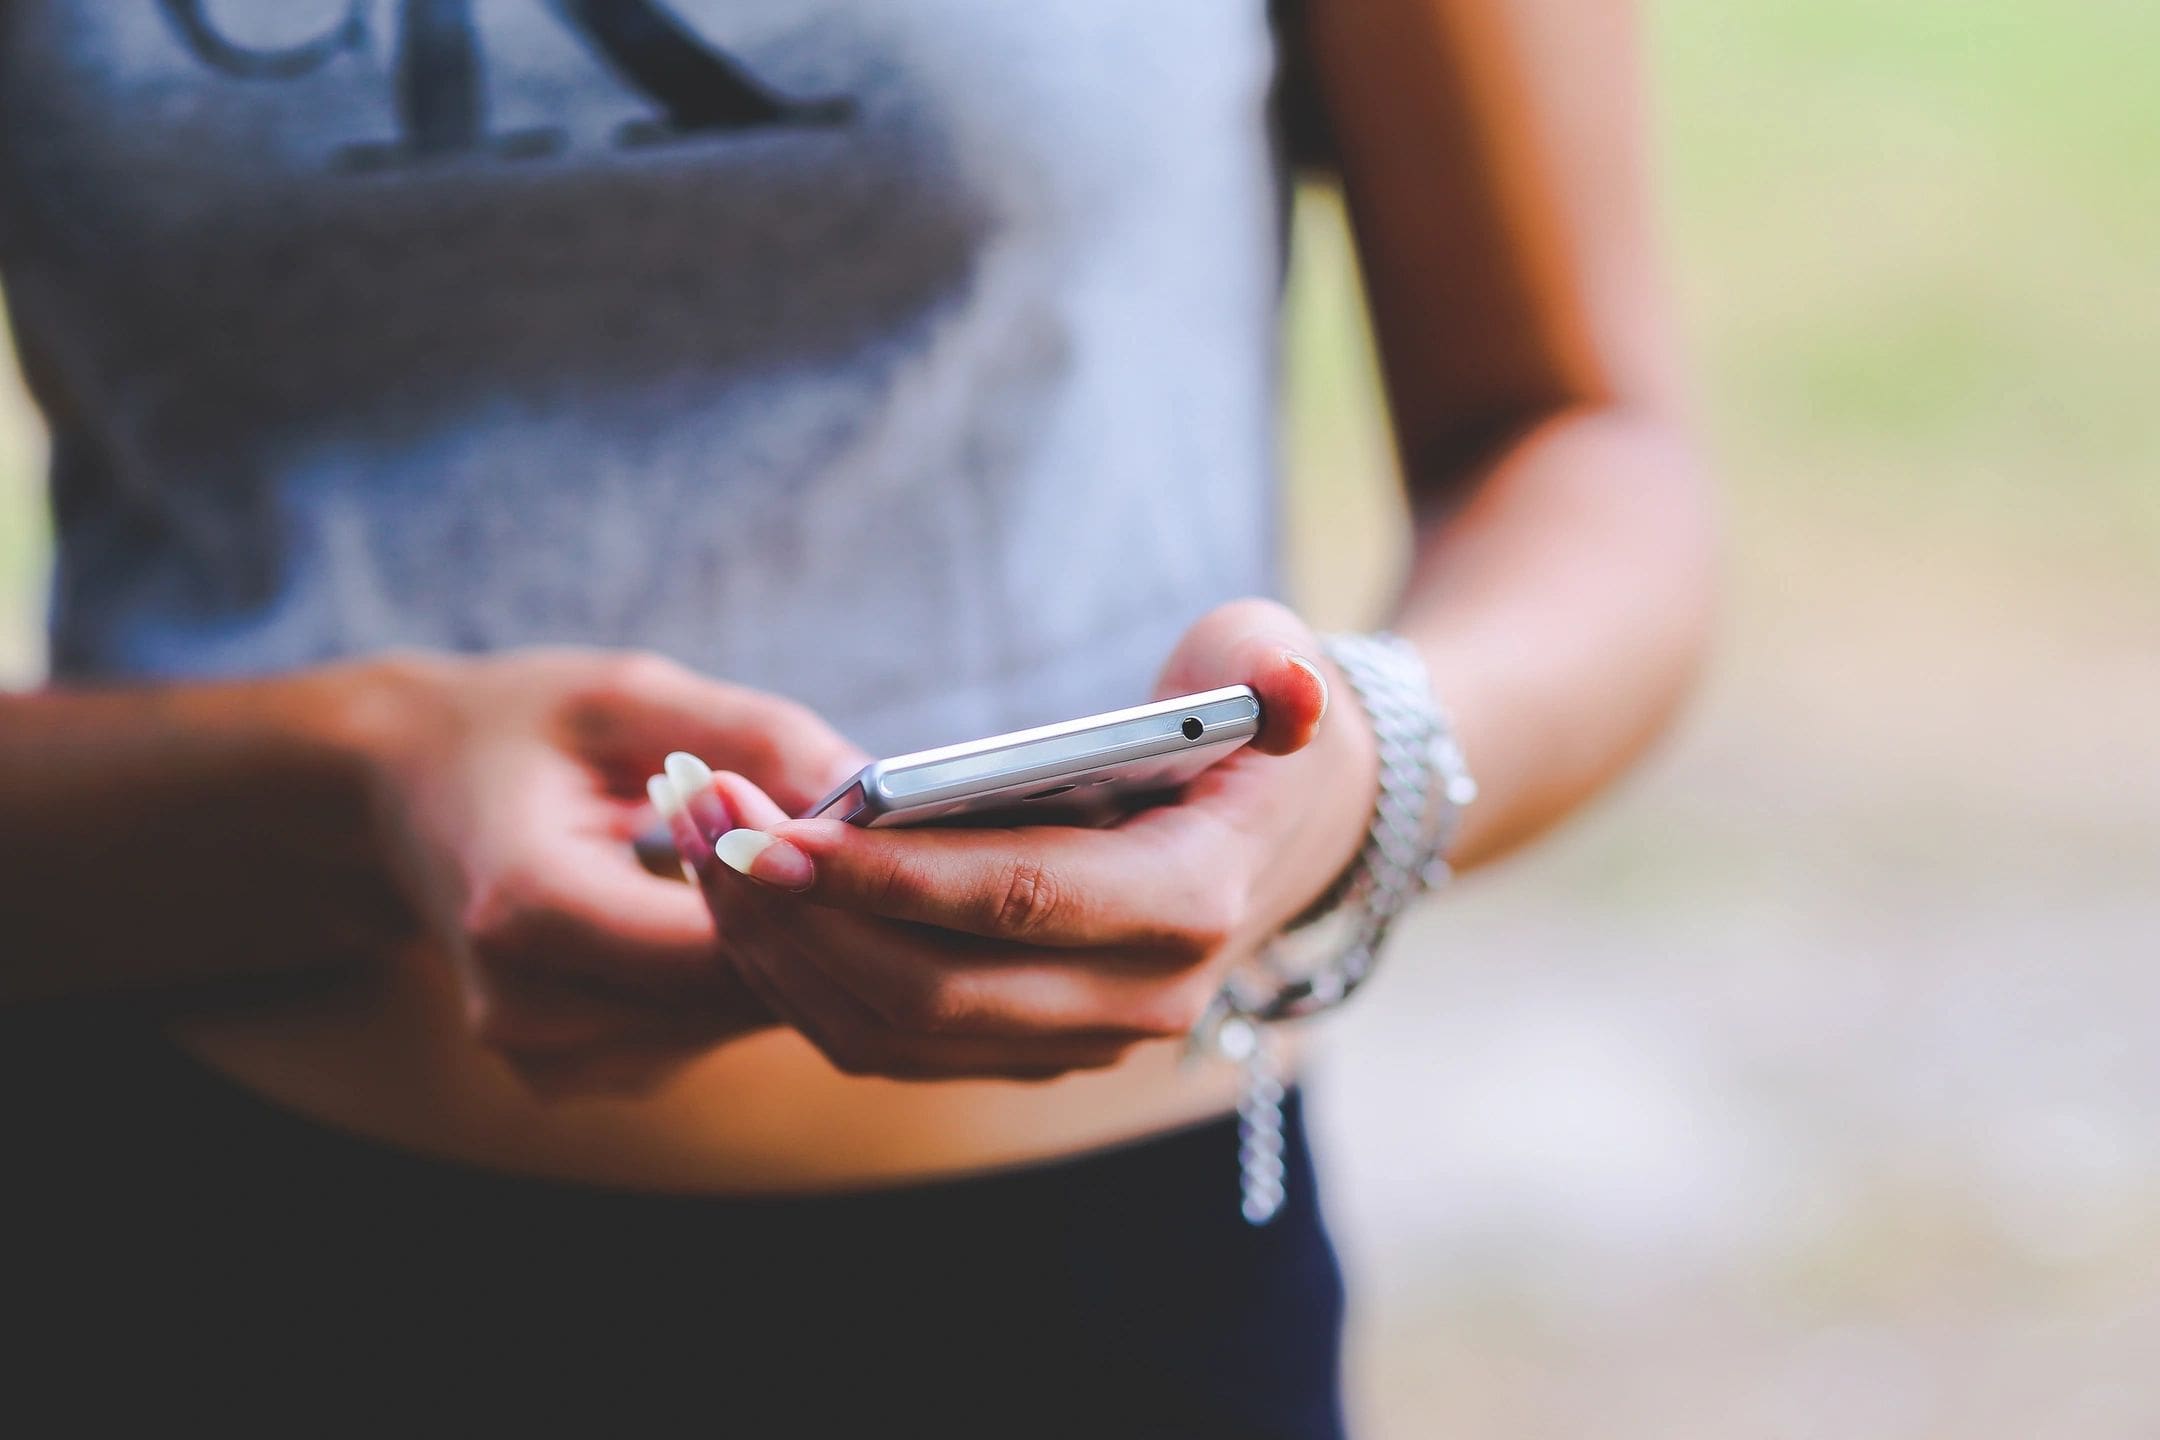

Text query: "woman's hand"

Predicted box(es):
[367, 648, 866, 1097]
[665, 601, 1378, 1083]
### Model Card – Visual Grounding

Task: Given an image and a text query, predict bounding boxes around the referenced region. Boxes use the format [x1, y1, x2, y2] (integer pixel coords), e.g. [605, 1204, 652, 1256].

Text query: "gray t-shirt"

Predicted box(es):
[0, 1, 1286, 756]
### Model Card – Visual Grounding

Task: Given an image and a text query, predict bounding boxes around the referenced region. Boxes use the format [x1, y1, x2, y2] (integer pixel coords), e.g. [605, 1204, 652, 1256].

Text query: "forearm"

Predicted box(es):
[1391, 403, 1715, 868]
[0, 663, 422, 1002]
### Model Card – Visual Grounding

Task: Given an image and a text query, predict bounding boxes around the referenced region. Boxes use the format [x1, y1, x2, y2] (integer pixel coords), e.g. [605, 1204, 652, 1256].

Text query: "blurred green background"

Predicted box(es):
[2, 0, 2154, 1434]
[1280, 2, 2160, 1435]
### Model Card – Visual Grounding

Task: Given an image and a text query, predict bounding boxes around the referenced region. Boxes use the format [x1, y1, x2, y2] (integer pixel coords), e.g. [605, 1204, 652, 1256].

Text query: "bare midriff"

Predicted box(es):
[166, 939, 1257, 1192]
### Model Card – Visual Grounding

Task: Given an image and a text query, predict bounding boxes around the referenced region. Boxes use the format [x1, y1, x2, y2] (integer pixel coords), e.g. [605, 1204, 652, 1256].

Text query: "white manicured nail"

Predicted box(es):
[714, 828, 775, 876]
[647, 773, 683, 819]
[664, 751, 714, 801]
[714, 828, 813, 890]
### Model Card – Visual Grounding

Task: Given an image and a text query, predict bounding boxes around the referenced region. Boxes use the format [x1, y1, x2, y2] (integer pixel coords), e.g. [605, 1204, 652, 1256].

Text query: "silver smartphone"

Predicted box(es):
[808, 685, 1262, 827]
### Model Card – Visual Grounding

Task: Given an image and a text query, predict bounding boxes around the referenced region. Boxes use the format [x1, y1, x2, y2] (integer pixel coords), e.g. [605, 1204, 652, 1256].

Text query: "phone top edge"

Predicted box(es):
[867, 690, 1258, 807]
[807, 686, 1259, 820]
[870, 685, 1257, 775]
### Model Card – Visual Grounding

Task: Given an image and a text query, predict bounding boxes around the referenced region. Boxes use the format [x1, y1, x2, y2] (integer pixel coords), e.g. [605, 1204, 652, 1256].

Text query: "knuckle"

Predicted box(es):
[504, 1056, 573, 1101]
[465, 994, 518, 1050]
[1064, 1041, 1136, 1075]
[459, 871, 540, 959]
[1136, 978, 1216, 1039]
[884, 974, 965, 1034]
[1170, 878, 1243, 957]
[728, 725, 786, 782]
[992, 857, 1066, 939]
[559, 651, 681, 739]
[865, 850, 928, 916]
[725, 696, 829, 784]
[810, 1017, 891, 1078]
[827, 1039, 897, 1080]
[749, 694, 824, 748]
[819, 1038, 874, 1077]
[1091, 1036, 1146, 1069]
[1200, 885, 1252, 949]
[471, 998, 585, 1059]
[987, 1064, 1068, 1085]
[458, 862, 585, 980]
[1177, 975, 1223, 1031]
[602, 649, 685, 700]
[1207, 874, 1252, 935]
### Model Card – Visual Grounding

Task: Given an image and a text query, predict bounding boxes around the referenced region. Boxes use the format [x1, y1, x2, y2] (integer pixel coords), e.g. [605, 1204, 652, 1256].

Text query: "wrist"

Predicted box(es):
[233, 654, 469, 941]
[0, 660, 454, 998]
[281, 650, 463, 782]
[1324, 651, 1385, 826]
[1297, 652, 1385, 915]
[1232, 632, 1475, 1015]
[1194, 632, 1477, 1228]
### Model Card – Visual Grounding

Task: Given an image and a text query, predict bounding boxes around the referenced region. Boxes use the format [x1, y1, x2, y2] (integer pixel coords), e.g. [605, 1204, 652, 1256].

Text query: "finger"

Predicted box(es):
[647, 755, 737, 876]
[717, 883, 1144, 1080]
[573, 656, 869, 813]
[723, 928, 818, 1054]
[712, 875, 811, 1032]
[710, 771, 794, 829]
[696, 771, 805, 903]
[710, 811, 1238, 952]
[1153, 598, 1330, 756]
[469, 839, 736, 993]
[712, 860, 1214, 1041]
[646, 775, 705, 879]
[703, 770, 812, 889]
[707, 871, 897, 1067]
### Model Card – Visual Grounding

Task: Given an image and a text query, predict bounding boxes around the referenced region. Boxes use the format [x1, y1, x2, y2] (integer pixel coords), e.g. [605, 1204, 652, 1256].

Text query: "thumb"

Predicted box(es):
[1153, 599, 1330, 757]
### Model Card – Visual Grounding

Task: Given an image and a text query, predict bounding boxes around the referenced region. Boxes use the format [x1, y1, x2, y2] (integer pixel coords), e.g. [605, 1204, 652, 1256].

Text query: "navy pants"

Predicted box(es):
[6, 1006, 1348, 1437]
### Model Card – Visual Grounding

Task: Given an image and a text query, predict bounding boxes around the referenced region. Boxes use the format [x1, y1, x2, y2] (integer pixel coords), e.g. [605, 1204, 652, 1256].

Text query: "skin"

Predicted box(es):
[676, 602, 1356, 1087]
[0, 0, 1711, 1188]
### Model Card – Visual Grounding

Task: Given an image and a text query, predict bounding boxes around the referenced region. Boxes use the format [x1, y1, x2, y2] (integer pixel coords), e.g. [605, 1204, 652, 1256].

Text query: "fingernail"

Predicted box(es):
[665, 750, 713, 802]
[665, 750, 733, 841]
[714, 829, 814, 891]
[1285, 651, 1330, 722]
[650, 772, 709, 874]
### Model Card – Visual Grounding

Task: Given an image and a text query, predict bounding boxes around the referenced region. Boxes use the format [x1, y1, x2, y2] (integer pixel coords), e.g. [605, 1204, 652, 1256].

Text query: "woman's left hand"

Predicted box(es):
[664, 600, 1379, 1082]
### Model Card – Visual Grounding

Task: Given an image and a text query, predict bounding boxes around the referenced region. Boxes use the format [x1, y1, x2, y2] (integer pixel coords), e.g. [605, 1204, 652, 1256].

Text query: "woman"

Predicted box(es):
[0, 1, 1710, 1432]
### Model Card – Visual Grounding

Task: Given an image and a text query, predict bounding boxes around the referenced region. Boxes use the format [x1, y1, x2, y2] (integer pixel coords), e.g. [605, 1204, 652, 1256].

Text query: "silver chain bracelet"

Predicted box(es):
[1188, 632, 1477, 1225]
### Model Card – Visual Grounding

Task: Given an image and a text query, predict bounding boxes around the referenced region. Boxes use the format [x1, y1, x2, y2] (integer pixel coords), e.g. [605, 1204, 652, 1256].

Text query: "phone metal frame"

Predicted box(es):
[809, 685, 1262, 827]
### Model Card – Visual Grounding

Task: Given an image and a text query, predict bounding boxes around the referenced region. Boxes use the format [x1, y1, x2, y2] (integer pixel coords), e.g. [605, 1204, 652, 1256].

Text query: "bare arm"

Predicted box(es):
[1302, 0, 1716, 864]
[0, 650, 869, 1094]
[0, 665, 417, 1000]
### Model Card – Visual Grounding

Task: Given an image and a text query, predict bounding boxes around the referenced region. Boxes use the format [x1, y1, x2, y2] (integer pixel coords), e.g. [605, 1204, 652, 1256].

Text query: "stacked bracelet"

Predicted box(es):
[1190, 631, 1476, 1224]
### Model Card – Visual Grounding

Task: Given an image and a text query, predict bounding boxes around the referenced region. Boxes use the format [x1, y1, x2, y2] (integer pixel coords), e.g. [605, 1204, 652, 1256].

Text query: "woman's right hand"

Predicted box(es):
[351, 648, 867, 1097]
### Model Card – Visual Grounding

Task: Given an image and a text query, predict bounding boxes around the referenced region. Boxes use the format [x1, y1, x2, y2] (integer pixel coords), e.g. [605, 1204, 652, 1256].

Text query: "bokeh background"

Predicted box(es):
[2, 1, 2154, 1434]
